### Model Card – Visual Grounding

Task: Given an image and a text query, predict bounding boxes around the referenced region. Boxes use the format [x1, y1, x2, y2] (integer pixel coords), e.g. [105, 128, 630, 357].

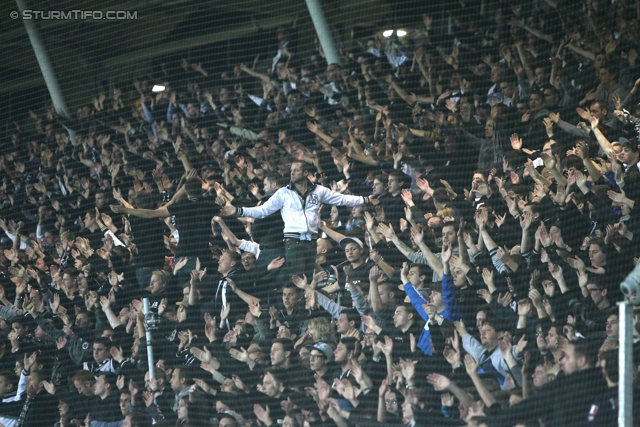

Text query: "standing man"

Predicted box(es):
[15, 370, 58, 427]
[221, 161, 376, 279]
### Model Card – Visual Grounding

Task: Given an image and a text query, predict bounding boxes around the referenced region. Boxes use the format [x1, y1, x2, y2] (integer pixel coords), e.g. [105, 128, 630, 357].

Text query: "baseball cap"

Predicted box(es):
[306, 342, 334, 362]
[619, 137, 639, 152]
[339, 237, 363, 249]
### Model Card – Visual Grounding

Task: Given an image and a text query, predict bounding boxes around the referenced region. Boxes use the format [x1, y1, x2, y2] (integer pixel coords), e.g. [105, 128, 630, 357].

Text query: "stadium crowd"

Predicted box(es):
[1, 0, 640, 426]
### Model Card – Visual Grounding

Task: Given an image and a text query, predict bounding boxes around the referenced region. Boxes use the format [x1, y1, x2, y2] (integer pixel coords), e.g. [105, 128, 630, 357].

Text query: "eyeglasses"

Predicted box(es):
[364, 333, 376, 338]
[385, 399, 397, 405]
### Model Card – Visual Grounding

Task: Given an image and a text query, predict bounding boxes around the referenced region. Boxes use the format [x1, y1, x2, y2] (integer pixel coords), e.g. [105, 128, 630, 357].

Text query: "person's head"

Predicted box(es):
[217, 251, 238, 275]
[522, 203, 542, 222]
[451, 264, 468, 288]
[372, 175, 387, 197]
[387, 172, 404, 195]
[589, 101, 608, 120]
[588, 238, 607, 267]
[95, 191, 108, 208]
[329, 205, 344, 223]
[149, 270, 169, 294]
[307, 342, 333, 372]
[260, 368, 285, 398]
[543, 86, 559, 106]
[42, 230, 57, 247]
[545, 323, 565, 350]
[316, 238, 333, 256]
[599, 62, 619, 87]
[93, 336, 112, 364]
[428, 281, 444, 310]
[326, 63, 341, 82]
[94, 372, 116, 398]
[586, 275, 609, 308]
[120, 391, 132, 416]
[618, 139, 639, 165]
[475, 304, 489, 330]
[343, 240, 364, 264]
[334, 337, 359, 365]
[73, 370, 96, 396]
[376, 281, 396, 306]
[393, 304, 415, 330]
[534, 66, 549, 85]
[282, 283, 302, 312]
[484, 118, 495, 138]
[531, 362, 554, 388]
[218, 87, 233, 106]
[499, 77, 517, 98]
[529, 92, 543, 113]
[217, 414, 238, 427]
[10, 318, 30, 337]
[176, 397, 190, 421]
[503, 150, 527, 173]
[13, 360, 22, 380]
[241, 252, 256, 271]
[560, 340, 599, 375]
[169, 367, 194, 393]
[351, 205, 365, 219]
[26, 370, 46, 397]
[62, 268, 78, 290]
[58, 398, 71, 418]
[599, 347, 619, 384]
[306, 317, 336, 343]
[480, 316, 509, 350]
[336, 309, 360, 334]
[290, 161, 309, 184]
[270, 338, 293, 367]
[84, 209, 97, 229]
[606, 313, 619, 339]
[407, 264, 429, 287]
[263, 173, 284, 194]
[144, 369, 166, 392]
[442, 222, 458, 248]
[298, 346, 310, 368]
[490, 64, 505, 83]
[0, 371, 17, 398]
[534, 323, 548, 351]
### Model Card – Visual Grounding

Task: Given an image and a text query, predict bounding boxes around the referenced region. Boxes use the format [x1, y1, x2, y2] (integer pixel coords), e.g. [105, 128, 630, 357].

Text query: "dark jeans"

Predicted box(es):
[284, 238, 316, 282]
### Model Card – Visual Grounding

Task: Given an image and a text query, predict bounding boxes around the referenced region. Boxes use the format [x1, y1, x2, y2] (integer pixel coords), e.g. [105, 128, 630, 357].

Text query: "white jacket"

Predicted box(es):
[239, 183, 368, 240]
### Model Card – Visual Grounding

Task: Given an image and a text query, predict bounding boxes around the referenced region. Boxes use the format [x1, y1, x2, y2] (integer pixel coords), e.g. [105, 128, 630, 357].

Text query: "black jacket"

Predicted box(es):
[485, 367, 608, 427]
[15, 392, 59, 427]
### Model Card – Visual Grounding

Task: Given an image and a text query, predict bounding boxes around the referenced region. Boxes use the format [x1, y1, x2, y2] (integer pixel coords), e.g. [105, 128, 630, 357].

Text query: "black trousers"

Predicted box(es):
[283, 238, 316, 281]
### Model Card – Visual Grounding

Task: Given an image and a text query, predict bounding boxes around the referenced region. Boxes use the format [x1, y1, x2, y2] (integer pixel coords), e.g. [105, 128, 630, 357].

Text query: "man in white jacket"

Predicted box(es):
[221, 161, 375, 279]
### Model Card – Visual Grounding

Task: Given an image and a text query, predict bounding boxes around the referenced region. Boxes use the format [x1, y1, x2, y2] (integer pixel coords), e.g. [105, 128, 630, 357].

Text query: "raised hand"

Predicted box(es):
[426, 373, 451, 391]
[510, 133, 523, 151]
[477, 288, 493, 304]
[378, 223, 396, 240]
[441, 242, 452, 264]
[377, 335, 394, 357]
[497, 292, 513, 307]
[463, 353, 479, 375]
